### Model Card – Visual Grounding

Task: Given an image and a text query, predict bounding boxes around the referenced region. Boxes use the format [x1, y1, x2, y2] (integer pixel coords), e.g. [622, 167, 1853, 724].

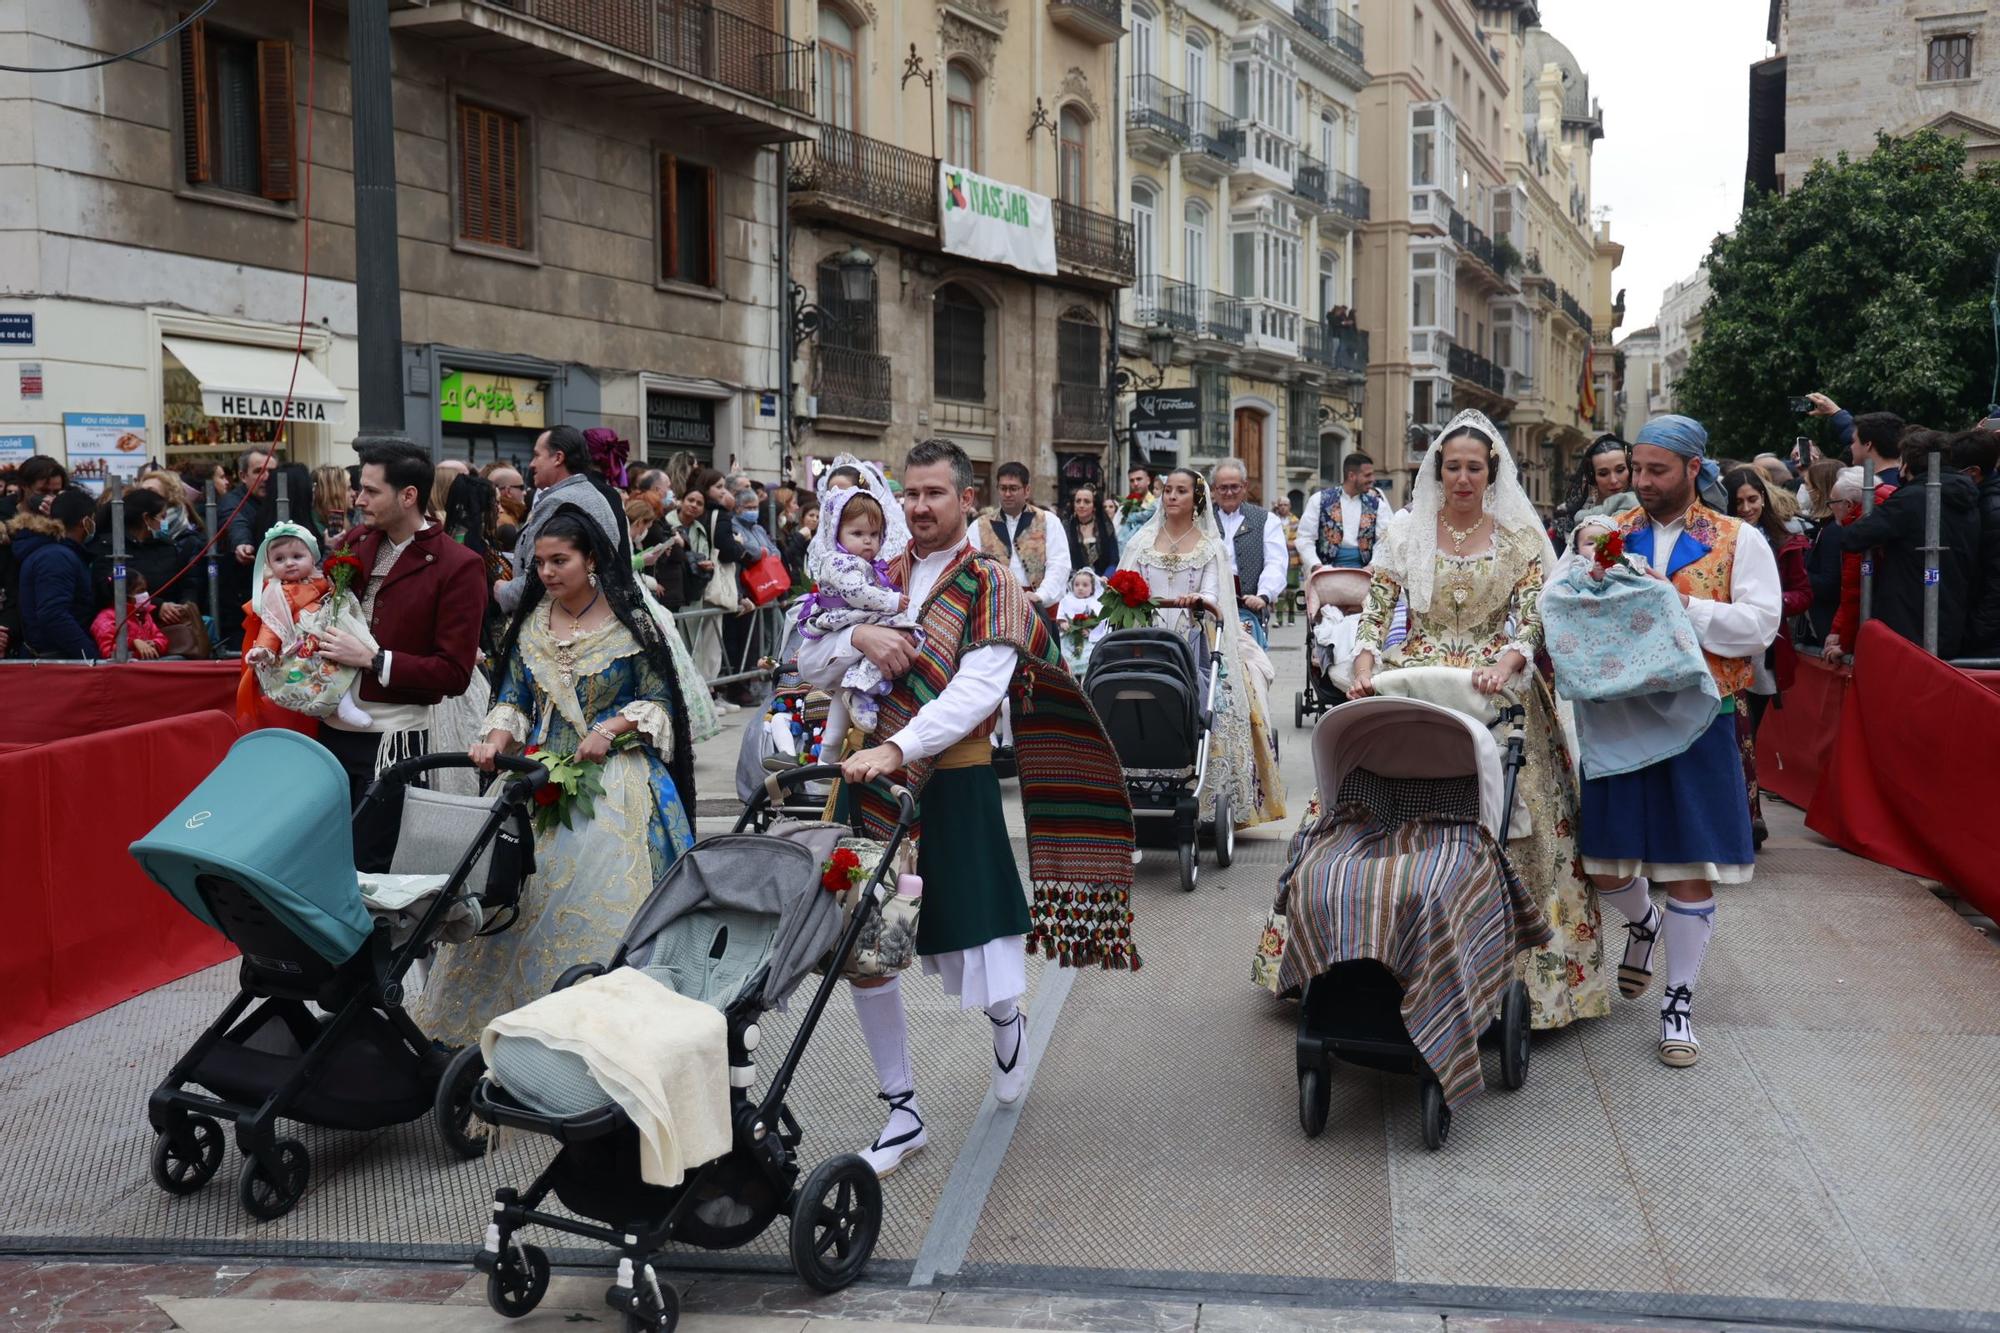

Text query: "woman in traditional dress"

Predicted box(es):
[416, 505, 698, 1047]
[1120, 467, 1286, 830]
[1348, 410, 1608, 1030]
[1555, 434, 1637, 545]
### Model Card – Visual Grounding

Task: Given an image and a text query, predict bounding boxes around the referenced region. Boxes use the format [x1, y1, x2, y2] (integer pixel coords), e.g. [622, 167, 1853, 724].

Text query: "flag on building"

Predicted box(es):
[1579, 342, 1598, 422]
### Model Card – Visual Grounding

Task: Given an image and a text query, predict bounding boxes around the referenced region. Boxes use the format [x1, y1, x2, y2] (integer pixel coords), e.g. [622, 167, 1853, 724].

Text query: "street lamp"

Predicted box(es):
[789, 245, 877, 344]
[1113, 326, 1176, 392]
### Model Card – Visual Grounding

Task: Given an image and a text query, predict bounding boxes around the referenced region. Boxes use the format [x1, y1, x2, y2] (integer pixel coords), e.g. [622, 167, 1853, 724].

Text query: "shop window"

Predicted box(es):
[179, 17, 296, 201]
[458, 102, 529, 251]
[1926, 33, 1972, 81]
[660, 154, 717, 287]
[933, 284, 988, 403]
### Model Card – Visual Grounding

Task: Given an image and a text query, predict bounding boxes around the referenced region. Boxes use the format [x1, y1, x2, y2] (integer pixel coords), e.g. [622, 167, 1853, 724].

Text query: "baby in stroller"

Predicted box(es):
[461, 766, 916, 1331]
[1271, 686, 1550, 1149]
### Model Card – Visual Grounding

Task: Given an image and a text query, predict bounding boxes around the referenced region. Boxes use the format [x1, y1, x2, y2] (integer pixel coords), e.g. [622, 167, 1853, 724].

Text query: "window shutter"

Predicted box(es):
[498, 113, 522, 249]
[180, 16, 211, 184]
[255, 40, 297, 202]
[458, 106, 486, 242]
[661, 153, 679, 279]
[696, 166, 716, 285]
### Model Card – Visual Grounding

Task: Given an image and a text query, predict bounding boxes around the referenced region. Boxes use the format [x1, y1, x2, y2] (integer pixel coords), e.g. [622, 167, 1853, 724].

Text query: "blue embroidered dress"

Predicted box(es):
[411, 614, 695, 1047]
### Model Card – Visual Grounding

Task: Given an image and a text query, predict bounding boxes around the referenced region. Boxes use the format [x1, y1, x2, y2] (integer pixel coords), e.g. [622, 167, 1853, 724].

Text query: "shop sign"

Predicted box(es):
[63, 413, 148, 493]
[1131, 389, 1201, 433]
[0, 313, 33, 345]
[939, 163, 1056, 277]
[19, 363, 42, 398]
[647, 391, 716, 448]
[0, 434, 35, 466]
[439, 371, 547, 428]
[201, 389, 337, 423]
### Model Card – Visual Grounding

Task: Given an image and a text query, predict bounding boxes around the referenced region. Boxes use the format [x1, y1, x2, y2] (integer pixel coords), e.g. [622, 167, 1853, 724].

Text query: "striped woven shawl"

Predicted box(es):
[856, 544, 1140, 970]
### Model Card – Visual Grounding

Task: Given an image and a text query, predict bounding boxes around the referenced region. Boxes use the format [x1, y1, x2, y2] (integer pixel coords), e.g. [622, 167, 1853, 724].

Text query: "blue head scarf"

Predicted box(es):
[1635, 414, 1726, 508]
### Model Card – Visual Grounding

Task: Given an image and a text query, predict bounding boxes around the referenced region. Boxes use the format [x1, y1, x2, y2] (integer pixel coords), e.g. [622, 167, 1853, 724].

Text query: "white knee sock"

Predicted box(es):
[1598, 875, 1654, 926]
[851, 976, 914, 1097]
[335, 688, 373, 729]
[1662, 896, 1716, 996]
[985, 998, 1023, 1069]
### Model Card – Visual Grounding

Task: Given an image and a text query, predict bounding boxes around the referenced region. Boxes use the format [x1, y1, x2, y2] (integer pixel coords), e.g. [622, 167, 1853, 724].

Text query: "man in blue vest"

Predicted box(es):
[1208, 459, 1286, 649]
[1294, 451, 1382, 576]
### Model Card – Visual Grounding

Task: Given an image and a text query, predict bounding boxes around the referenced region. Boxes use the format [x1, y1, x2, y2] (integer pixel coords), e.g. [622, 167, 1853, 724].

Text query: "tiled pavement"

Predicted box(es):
[5, 619, 1999, 1333]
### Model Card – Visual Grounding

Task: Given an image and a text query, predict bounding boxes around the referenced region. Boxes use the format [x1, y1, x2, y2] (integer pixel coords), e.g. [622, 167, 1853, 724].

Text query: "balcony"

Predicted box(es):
[1230, 123, 1295, 193]
[934, 398, 996, 433]
[1196, 290, 1248, 345]
[1292, 1, 1366, 74]
[1241, 299, 1301, 360]
[1291, 152, 1331, 214]
[1047, 0, 1124, 44]
[1177, 98, 1241, 185]
[1448, 343, 1510, 400]
[1559, 288, 1595, 335]
[1331, 9, 1364, 66]
[397, 0, 817, 144]
[787, 125, 939, 243]
[1054, 199, 1136, 288]
[1128, 74, 1192, 163]
[1053, 382, 1113, 443]
[1126, 275, 1200, 334]
[1326, 167, 1369, 225]
[810, 344, 891, 425]
[1302, 323, 1369, 377]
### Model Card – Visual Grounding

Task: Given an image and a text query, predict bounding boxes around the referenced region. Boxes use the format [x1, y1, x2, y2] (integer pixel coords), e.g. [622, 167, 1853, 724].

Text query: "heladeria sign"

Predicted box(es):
[202, 390, 338, 423]
[939, 163, 1056, 277]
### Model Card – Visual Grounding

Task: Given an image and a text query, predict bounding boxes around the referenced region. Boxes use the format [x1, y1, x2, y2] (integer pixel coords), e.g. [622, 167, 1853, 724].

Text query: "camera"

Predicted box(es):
[1788, 396, 1814, 415]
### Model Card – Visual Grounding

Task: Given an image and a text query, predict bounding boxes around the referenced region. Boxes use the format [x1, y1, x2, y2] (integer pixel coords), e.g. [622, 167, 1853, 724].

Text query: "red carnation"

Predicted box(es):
[532, 783, 560, 807]
[821, 847, 862, 894]
[1106, 570, 1151, 604]
[1591, 530, 1624, 572]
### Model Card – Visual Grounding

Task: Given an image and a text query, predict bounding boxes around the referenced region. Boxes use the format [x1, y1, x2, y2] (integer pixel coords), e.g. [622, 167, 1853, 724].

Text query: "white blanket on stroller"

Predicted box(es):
[481, 967, 732, 1188]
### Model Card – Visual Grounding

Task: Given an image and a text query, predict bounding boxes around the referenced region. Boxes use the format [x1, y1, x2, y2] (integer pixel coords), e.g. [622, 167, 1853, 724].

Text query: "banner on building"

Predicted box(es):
[939, 164, 1056, 277]
[64, 413, 148, 494]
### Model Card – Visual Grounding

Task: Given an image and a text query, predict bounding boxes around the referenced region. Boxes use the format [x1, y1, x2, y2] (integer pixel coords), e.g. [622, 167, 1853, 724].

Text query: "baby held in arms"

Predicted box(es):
[795, 488, 917, 732]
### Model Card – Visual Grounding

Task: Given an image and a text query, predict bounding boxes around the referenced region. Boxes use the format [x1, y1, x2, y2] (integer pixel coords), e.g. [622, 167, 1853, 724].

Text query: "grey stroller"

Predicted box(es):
[461, 765, 916, 1331]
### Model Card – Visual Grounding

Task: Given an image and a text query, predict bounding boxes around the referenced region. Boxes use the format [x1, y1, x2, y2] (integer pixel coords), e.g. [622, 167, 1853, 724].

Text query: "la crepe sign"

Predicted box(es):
[939, 164, 1056, 277]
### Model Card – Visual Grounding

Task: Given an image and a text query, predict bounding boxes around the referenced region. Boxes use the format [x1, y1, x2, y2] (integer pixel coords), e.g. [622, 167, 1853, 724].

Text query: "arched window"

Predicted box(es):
[1318, 249, 1340, 316]
[1058, 107, 1087, 206]
[1130, 4, 1156, 80]
[946, 62, 978, 168]
[1131, 180, 1158, 279]
[933, 283, 988, 404]
[818, 7, 858, 131]
[1183, 200, 1209, 291]
[1184, 33, 1208, 102]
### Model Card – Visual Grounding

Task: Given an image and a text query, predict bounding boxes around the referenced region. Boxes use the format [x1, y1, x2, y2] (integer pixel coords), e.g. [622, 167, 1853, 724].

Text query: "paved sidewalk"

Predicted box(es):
[3, 618, 1997, 1332]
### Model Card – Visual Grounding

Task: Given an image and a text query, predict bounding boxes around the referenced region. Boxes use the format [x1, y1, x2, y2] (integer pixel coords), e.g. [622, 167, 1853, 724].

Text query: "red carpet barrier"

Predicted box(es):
[0, 710, 240, 1056]
[0, 661, 239, 746]
[1806, 622, 2000, 919]
[1755, 651, 1851, 810]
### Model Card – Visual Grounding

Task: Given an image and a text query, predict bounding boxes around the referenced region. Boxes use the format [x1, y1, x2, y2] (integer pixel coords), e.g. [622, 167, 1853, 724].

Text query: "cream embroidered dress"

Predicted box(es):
[412, 613, 696, 1047]
[1354, 525, 1610, 1030]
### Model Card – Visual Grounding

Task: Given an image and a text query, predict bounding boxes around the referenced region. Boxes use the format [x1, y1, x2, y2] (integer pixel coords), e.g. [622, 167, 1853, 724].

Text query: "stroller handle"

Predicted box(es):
[760, 763, 917, 827]
[371, 752, 551, 801]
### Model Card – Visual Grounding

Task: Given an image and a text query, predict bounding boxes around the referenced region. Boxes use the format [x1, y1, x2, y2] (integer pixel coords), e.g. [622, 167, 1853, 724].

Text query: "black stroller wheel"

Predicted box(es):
[150, 1115, 223, 1195]
[1419, 1080, 1451, 1150]
[486, 1240, 549, 1318]
[1177, 839, 1198, 892]
[617, 1273, 680, 1333]
[1213, 794, 1235, 868]
[1297, 1068, 1330, 1138]
[1295, 691, 1306, 729]
[237, 1138, 310, 1220]
[1500, 980, 1531, 1091]
[790, 1154, 882, 1293]
[435, 1045, 492, 1161]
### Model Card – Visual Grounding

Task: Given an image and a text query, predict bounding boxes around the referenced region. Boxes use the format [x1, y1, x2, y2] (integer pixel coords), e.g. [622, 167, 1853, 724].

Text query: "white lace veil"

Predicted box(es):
[1376, 408, 1556, 615]
[806, 451, 908, 579]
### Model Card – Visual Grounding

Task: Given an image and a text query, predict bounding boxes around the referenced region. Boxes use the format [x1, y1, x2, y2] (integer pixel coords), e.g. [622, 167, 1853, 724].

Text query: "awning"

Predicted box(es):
[163, 337, 348, 425]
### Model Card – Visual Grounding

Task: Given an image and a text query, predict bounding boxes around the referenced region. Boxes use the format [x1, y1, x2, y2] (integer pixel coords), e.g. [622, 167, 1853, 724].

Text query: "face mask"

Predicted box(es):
[132, 591, 151, 608]
[160, 512, 184, 536]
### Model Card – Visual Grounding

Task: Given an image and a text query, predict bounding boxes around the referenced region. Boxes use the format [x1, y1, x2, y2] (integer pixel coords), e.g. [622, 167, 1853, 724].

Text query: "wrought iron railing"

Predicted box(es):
[1332, 9, 1364, 65]
[787, 124, 938, 233]
[1198, 289, 1247, 344]
[485, 0, 815, 111]
[1560, 288, 1594, 334]
[1294, 0, 1331, 46]
[1177, 97, 1241, 166]
[811, 344, 891, 422]
[1292, 152, 1330, 209]
[1054, 199, 1135, 280]
[1128, 74, 1190, 144]
[1448, 343, 1506, 395]
[1053, 381, 1111, 441]
[1327, 167, 1370, 221]
[1127, 275, 1199, 332]
[1303, 323, 1369, 375]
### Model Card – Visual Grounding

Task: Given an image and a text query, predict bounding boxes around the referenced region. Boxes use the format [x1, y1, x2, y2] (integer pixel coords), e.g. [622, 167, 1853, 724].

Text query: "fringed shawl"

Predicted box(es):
[854, 545, 1141, 970]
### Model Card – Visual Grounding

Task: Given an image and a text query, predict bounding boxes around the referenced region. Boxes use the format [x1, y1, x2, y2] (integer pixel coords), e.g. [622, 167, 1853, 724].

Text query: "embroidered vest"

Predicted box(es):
[1615, 503, 1754, 697]
[1225, 502, 1270, 603]
[978, 506, 1047, 590]
[1315, 486, 1379, 565]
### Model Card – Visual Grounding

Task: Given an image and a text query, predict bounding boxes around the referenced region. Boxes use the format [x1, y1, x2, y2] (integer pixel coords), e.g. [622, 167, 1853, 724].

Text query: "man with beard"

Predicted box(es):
[1574, 415, 1781, 1070]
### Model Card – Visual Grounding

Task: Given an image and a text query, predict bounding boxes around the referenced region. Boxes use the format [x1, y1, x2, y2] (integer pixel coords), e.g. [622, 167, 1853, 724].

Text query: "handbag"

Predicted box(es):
[771, 821, 922, 981]
[741, 550, 790, 607]
[700, 516, 740, 612]
[161, 605, 211, 659]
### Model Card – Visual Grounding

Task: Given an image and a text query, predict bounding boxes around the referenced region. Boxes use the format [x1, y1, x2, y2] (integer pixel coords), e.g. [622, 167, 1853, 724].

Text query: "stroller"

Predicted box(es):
[1295, 566, 1371, 729]
[1085, 611, 1231, 891]
[1280, 677, 1544, 1150]
[462, 764, 915, 1330]
[128, 729, 545, 1219]
[734, 638, 835, 831]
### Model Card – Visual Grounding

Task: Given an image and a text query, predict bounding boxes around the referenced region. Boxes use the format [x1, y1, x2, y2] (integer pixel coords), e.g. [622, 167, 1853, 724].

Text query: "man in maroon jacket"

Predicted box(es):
[317, 437, 486, 869]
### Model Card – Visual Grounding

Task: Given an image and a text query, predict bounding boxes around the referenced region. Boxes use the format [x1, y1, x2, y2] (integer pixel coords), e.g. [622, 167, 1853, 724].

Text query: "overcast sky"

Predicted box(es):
[1532, 0, 1774, 337]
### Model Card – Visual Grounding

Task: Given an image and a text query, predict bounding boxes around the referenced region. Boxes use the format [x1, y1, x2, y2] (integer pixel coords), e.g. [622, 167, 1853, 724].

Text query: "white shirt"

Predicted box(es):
[797, 543, 1016, 765]
[969, 507, 1071, 607]
[1645, 514, 1783, 658]
[1215, 506, 1288, 601]
[1295, 488, 1375, 575]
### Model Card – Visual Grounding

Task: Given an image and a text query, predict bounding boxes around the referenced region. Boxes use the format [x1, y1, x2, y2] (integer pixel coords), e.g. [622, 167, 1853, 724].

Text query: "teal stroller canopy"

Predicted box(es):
[130, 729, 372, 966]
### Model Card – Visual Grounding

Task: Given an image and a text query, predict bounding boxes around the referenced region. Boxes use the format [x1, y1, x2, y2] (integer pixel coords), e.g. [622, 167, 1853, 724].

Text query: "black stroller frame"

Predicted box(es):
[465, 765, 916, 1332]
[1294, 700, 1535, 1150]
[144, 753, 548, 1220]
[1085, 609, 1234, 892]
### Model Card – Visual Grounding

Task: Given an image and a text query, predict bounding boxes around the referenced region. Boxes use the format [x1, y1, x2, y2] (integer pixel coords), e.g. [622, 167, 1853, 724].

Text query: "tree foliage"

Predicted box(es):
[1678, 131, 2000, 459]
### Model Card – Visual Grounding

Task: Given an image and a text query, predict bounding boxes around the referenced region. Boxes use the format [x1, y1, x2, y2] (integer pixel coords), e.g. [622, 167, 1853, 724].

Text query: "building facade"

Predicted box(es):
[1112, 0, 1371, 508]
[0, 0, 812, 482]
[783, 0, 1134, 504]
[1613, 323, 1665, 442]
[1656, 264, 1711, 416]
[1751, 0, 2000, 194]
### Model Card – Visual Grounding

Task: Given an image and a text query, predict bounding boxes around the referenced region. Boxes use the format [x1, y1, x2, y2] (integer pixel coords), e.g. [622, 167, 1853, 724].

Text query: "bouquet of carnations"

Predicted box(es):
[1118, 486, 1153, 520]
[1099, 569, 1158, 631]
[525, 735, 637, 836]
